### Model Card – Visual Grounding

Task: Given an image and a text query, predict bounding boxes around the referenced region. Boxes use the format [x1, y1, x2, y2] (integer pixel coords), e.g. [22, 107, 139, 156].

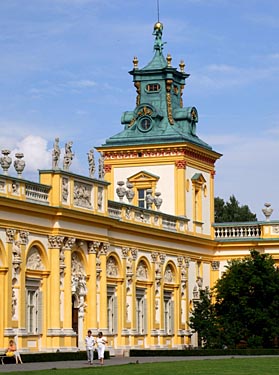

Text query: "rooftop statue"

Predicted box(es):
[87, 149, 95, 178]
[63, 141, 74, 171]
[52, 137, 61, 169]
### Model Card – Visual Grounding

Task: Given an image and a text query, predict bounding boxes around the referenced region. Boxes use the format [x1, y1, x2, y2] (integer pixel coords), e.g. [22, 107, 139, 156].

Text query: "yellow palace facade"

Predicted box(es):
[1, 22, 279, 355]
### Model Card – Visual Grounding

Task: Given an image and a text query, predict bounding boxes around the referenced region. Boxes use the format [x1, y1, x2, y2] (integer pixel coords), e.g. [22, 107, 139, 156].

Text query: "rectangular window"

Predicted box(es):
[194, 188, 202, 222]
[136, 288, 146, 334]
[107, 286, 118, 334]
[138, 189, 146, 208]
[26, 278, 42, 335]
[164, 291, 174, 335]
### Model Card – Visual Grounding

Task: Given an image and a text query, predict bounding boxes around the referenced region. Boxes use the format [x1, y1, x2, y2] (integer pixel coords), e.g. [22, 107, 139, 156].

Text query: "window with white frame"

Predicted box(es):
[26, 278, 42, 335]
[138, 188, 147, 208]
[164, 290, 174, 335]
[107, 286, 118, 334]
[136, 288, 147, 334]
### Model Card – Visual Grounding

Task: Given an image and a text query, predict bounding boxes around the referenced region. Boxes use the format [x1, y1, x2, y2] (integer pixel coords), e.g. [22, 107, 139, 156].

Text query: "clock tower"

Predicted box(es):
[97, 22, 221, 236]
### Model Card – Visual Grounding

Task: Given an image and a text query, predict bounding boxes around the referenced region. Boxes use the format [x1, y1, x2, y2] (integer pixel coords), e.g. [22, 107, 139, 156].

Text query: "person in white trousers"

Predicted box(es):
[96, 331, 108, 365]
[85, 330, 95, 365]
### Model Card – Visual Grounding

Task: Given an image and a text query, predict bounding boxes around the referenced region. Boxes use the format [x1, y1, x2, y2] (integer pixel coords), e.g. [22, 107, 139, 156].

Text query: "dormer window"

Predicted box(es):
[146, 83, 160, 92]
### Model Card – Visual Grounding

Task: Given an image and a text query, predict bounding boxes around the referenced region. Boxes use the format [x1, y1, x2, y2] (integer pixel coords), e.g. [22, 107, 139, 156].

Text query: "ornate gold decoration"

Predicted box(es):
[134, 81, 140, 107]
[133, 56, 138, 69]
[191, 108, 197, 121]
[166, 53, 172, 67]
[180, 84, 185, 108]
[166, 79, 174, 125]
[179, 60, 185, 72]
[129, 106, 153, 127]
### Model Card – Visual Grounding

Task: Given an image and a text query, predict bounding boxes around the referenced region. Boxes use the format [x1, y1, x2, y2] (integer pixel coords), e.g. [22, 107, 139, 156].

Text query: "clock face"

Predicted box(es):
[139, 117, 152, 132]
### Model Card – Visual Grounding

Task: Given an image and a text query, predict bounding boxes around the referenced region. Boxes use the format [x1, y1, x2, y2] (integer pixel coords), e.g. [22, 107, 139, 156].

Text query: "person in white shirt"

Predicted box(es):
[85, 330, 95, 365]
[96, 331, 108, 365]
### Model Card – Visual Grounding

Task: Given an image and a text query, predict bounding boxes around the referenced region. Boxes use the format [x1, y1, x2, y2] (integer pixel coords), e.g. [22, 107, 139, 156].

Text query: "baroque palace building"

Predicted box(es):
[1, 22, 279, 354]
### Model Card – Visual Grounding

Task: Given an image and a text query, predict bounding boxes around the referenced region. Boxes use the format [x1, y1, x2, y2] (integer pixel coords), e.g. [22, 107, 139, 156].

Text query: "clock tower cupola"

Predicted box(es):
[97, 22, 221, 234]
[103, 22, 209, 148]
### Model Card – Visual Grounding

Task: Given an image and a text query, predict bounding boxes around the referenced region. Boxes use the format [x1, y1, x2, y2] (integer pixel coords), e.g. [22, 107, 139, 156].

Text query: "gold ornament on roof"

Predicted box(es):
[154, 21, 163, 31]
[179, 60, 185, 73]
[133, 56, 139, 69]
[166, 53, 172, 67]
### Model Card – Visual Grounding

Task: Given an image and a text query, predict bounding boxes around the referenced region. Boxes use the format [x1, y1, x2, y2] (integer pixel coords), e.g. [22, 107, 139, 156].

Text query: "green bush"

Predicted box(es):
[3, 350, 110, 364]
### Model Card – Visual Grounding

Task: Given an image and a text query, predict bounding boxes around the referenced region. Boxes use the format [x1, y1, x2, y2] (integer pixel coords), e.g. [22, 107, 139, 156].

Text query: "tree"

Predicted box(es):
[214, 195, 257, 223]
[189, 288, 222, 348]
[189, 250, 279, 348]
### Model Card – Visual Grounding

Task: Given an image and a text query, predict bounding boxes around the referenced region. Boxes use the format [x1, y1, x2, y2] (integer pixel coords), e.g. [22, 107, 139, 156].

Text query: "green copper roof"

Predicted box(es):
[101, 22, 213, 152]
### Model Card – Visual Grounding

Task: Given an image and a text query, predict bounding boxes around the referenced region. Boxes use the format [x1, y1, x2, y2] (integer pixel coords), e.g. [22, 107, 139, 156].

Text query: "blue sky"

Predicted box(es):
[0, 0, 278, 220]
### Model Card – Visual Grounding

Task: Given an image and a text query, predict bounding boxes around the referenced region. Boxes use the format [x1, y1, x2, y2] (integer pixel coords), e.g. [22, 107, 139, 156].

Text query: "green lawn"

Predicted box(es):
[5, 357, 279, 375]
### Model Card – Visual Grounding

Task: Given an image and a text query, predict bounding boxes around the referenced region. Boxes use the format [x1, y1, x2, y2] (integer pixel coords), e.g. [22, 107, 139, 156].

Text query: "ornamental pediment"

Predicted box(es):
[191, 172, 206, 185]
[128, 170, 160, 183]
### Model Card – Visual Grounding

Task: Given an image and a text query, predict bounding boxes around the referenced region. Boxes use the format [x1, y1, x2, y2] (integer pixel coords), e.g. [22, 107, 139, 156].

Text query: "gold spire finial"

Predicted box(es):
[133, 56, 139, 69]
[166, 53, 172, 67]
[179, 60, 185, 72]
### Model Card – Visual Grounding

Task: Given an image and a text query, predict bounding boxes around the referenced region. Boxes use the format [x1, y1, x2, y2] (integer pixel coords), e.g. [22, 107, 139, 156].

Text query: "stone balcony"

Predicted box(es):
[108, 200, 190, 233]
[0, 174, 51, 205]
[213, 221, 279, 240]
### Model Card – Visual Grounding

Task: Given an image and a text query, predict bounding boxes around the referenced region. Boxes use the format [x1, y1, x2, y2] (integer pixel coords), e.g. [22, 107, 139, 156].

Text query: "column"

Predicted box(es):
[121, 247, 129, 338]
[129, 247, 138, 346]
[150, 252, 159, 346]
[62, 237, 76, 340]
[86, 241, 99, 330]
[98, 242, 109, 330]
[210, 170, 216, 237]
[158, 253, 166, 345]
[18, 231, 29, 340]
[4, 229, 16, 337]
[175, 160, 187, 216]
[47, 235, 64, 344]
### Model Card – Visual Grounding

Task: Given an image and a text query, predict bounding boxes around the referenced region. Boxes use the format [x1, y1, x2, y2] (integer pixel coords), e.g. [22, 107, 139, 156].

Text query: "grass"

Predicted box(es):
[4, 357, 279, 375]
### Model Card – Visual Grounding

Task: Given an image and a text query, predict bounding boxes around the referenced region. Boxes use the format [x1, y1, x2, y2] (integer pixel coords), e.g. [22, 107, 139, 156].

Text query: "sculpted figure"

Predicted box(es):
[87, 149, 95, 178]
[52, 137, 61, 169]
[63, 141, 74, 171]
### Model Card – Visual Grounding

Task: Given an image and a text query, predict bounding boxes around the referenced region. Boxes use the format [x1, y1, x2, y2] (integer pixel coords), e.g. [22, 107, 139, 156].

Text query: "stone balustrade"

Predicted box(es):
[25, 183, 50, 204]
[108, 200, 189, 233]
[0, 175, 51, 205]
[213, 223, 262, 239]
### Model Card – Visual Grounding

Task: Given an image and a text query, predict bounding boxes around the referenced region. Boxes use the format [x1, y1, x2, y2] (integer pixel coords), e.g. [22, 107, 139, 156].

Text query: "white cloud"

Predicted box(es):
[11, 135, 51, 173]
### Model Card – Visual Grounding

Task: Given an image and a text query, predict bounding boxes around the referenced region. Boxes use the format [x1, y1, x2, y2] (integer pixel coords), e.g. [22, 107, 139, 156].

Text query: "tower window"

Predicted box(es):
[146, 83, 160, 92]
[138, 188, 147, 208]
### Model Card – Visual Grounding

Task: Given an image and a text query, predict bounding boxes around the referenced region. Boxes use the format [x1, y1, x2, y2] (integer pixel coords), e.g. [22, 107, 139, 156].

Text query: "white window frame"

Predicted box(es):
[107, 286, 118, 334]
[164, 290, 174, 335]
[136, 288, 147, 335]
[26, 278, 42, 335]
